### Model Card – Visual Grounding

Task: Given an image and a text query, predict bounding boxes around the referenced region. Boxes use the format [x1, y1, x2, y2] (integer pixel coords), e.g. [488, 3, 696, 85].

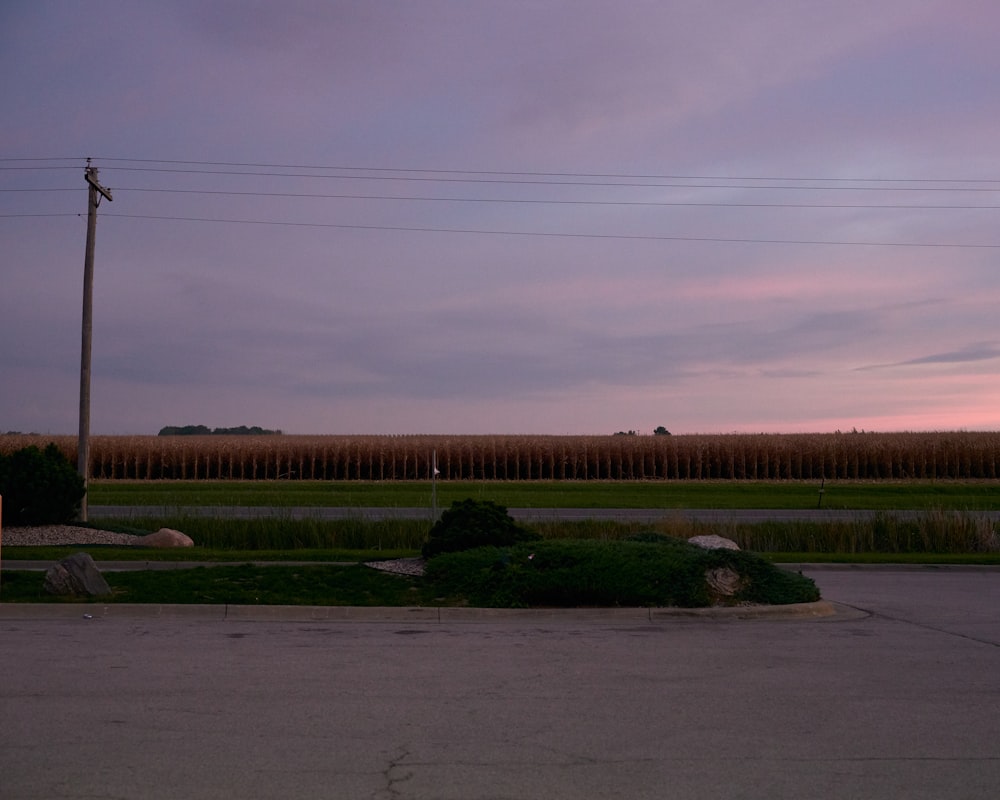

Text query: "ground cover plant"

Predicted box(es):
[0, 564, 452, 607]
[422, 538, 821, 608]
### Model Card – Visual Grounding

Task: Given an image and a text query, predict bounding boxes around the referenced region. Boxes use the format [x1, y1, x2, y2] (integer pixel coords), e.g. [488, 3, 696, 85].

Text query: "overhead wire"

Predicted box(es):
[3, 157, 999, 248]
[86, 166, 1000, 191]
[84, 156, 1000, 184]
[59, 186, 1000, 209]
[6, 157, 1000, 186]
[100, 212, 1000, 249]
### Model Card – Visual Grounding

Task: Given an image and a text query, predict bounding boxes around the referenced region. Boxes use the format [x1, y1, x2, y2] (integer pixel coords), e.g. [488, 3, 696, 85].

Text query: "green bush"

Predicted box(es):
[0, 443, 86, 526]
[423, 538, 820, 608]
[422, 498, 541, 558]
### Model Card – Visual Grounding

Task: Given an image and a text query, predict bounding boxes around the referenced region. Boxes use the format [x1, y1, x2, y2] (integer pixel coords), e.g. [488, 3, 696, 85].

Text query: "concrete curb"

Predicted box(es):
[0, 599, 841, 622]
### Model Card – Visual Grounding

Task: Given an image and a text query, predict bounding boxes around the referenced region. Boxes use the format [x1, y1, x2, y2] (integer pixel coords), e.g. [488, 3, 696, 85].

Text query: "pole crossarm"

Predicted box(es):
[85, 166, 113, 201]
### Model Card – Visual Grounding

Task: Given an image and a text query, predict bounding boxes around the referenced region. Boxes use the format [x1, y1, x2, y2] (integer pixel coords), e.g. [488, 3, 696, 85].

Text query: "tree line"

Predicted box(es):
[157, 425, 283, 436]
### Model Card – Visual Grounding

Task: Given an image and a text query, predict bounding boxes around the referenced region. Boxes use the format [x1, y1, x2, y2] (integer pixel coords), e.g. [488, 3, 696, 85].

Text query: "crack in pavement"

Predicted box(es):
[372, 746, 413, 800]
[834, 602, 1000, 648]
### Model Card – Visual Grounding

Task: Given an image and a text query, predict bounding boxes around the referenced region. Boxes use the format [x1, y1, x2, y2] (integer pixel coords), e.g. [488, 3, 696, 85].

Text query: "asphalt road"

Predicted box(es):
[89, 505, 1000, 523]
[2, 568, 998, 800]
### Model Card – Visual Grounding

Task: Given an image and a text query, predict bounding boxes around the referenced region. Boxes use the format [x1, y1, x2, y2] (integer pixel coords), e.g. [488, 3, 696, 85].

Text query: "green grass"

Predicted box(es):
[87, 479, 1000, 510]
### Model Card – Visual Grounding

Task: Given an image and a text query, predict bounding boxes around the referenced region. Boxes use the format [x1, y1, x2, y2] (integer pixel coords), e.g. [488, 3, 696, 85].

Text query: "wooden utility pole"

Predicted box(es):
[78, 160, 112, 521]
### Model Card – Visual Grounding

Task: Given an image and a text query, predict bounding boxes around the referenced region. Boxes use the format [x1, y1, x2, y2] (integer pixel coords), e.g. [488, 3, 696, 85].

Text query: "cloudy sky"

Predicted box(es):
[3, 1, 1000, 436]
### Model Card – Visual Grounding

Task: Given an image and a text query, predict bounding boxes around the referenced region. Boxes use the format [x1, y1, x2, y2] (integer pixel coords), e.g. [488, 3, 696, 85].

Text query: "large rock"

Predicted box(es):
[705, 566, 744, 598]
[688, 534, 740, 551]
[136, 528, 194, 547]
[44, 552, 112, 597]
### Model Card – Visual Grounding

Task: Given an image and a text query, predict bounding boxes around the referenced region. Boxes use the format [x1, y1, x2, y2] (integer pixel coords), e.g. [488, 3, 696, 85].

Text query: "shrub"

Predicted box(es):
[423, 538, 820, 608]
[0, 443, 86, 525]
[625, 530, 688, 546]
[422, 498, 541, 558]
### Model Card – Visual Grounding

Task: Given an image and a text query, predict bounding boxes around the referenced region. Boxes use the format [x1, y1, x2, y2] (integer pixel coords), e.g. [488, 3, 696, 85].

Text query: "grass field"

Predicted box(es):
[88, 478, 1000, 510]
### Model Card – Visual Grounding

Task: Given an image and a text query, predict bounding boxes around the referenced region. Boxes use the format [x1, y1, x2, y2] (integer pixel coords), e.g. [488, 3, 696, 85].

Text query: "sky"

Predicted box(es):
[3, 0, 1000, 436]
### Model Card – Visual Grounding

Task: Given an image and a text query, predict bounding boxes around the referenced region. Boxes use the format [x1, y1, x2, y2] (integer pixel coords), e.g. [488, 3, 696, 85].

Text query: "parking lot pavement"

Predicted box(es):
[2, 568, 999, 800]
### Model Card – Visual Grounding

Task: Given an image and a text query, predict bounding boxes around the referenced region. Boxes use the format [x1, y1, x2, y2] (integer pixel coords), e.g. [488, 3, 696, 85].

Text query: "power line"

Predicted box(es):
[5, 184, 1000, 208]
[6, 185, 1000, 209]
[100, 186, 1000, 210]
[0, 157, 81, 161]
[0, 212, 79, 218]
[87, 157, 1000, 184]
[94, 166, 1000, 191]
[102, 212, 1000, 248]
[6, 157, 1000, 186]
[0, 164, 83, 171]
[5, 157, 998, 247]
[95, 186, 1000, 210]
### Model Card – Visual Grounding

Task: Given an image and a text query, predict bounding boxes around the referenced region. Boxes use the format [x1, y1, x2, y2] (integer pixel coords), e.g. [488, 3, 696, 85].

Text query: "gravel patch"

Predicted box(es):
[365, 557, 426, 577]
[1, 525, 141, 547]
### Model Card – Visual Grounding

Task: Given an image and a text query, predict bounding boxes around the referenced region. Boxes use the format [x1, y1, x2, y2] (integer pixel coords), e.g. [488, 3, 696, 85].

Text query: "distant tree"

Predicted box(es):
[613, 430, 638, 436]
[157, 425, 282, 436]
[653, 426, 671, 436]
[158, 425, 212, 436]
[215, 425, 282, 435]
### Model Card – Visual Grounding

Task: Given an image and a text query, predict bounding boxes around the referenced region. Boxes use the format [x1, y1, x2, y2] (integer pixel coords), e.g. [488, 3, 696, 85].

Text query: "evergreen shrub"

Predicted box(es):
[0, 443, 86, 525]
[422, 498, 541, 558]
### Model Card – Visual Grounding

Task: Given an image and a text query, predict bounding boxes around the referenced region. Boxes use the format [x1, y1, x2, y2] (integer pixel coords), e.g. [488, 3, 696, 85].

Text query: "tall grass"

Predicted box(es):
[5, 431, 1000, 481]
[94, 515, 429, 551]
[94, 511, 1000, 555]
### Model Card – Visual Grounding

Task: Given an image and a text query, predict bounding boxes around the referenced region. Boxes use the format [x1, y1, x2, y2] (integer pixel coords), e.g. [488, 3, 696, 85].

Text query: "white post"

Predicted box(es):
[431, 450, 439, 520]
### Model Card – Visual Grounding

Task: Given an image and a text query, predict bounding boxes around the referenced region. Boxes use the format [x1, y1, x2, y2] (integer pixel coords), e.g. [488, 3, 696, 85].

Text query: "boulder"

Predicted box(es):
[705, 566, 744, 598]
[44, 552, 112, 597]
[688, 534, 740, 551]
[136, 528, 194, 547]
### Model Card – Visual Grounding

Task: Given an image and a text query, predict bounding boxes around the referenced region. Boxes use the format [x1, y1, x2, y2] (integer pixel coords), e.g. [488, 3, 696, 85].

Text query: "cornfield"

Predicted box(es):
[3, 431, 1000, 481]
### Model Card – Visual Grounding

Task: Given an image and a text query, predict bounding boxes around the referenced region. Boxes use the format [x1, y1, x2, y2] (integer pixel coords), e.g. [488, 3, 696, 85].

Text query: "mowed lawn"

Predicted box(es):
[88, 479, 1000, 510]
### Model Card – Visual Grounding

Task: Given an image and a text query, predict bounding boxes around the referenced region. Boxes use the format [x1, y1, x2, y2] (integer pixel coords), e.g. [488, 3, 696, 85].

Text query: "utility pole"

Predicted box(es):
[78, 160, 112, 521]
